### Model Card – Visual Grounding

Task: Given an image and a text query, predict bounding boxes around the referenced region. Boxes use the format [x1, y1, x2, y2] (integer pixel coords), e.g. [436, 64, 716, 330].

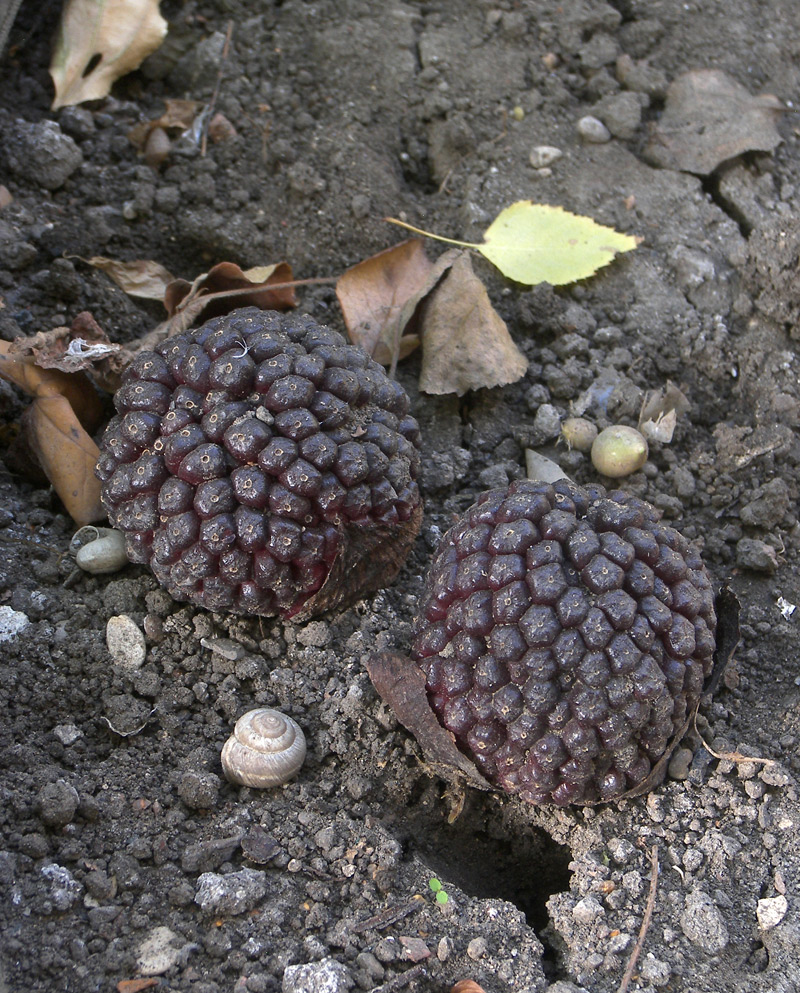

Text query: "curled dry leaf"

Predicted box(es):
[418, 251, 528, 395]
[336, 238, 437, 368]
[638, 381, 691, 443]
[128, 98, 202, 166]
[644, 69, 784, 175]
[365, 650, 495, 792]
[0, 335, 105, 524]
[162, 260, 298, 334]
[50, 0, 168, 110]
[22, 394, 104, 525]
[80, 255, 176, 300]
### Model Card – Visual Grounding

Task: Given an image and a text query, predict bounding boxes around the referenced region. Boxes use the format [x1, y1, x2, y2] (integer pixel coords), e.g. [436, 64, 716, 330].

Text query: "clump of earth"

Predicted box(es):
[1, 2, 799, 993]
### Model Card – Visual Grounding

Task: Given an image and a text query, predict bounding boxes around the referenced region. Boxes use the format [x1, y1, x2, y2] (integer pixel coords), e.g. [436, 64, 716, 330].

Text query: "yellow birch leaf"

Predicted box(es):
[50, 0, 168, 110]
[386, 200, 638, 286]
[479, 201, 637, 284]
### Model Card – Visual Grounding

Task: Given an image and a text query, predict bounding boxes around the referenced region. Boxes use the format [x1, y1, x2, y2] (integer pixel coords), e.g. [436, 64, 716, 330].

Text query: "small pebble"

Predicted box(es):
[529, 145, 563, 168]
[52, 724, 82, 746]
[681, 889, 729, 953]
[640, 953, 671, 986]
[576, 115, 611, 143]
[757, 895, 788, 930]
[40, 864, 82, 910]
[736, 538, 779, 574]
[467, 937, 488, 960]
[572, 896, 605, 924]
[0, 605, 31, 643]
[195, 869, 268, 916]
[106, 615, 147, 671]
[668, 746, 694, 781]
[136, 926, 183, 975]
[282, 958, 352, 993]
[37, 780, 80, 827]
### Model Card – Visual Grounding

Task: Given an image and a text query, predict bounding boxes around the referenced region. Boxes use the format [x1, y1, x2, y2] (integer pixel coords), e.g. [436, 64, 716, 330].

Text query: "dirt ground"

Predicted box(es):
[2, 1, 800, 991]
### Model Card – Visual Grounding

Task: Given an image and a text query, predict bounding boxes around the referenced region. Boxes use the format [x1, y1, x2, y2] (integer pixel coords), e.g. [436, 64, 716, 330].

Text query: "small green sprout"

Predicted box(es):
[428, 877, 449, 905]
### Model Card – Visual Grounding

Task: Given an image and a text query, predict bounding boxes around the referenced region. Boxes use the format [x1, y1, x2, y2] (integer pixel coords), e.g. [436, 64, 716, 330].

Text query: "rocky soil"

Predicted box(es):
[1, 1, 800, 992]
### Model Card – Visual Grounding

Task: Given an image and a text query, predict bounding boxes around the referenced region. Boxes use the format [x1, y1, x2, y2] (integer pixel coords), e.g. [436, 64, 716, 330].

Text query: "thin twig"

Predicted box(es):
[618, 844, 659, 993]
[373, 963, 427, 993]
[201, 20, 234, 156]
[693, 711, 776, 768]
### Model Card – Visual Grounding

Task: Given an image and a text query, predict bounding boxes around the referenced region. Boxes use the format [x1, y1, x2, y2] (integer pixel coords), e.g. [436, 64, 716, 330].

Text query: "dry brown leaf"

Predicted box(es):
[23, 395, 104, 525]
[451, 982, 487, 993]
[162, 260, 298, 331]
[208, 113, 238, 143]
[365, 651, 495, 792]
[644, 69, 784, 175]
[0, 337, 104, 431]
[50, 0, 168, 110]
[418, 251, 528, 395]
[128, 98, 201, 152]
[116, 979, 160, 993]
[336, 239, 436, 367]
[83, 256, 176, 299]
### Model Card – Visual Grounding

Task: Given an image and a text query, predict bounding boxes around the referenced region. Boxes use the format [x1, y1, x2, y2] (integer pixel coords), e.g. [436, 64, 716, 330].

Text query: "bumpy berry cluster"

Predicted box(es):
[411, 479, 716, 805]
[96, 308, 422, 619]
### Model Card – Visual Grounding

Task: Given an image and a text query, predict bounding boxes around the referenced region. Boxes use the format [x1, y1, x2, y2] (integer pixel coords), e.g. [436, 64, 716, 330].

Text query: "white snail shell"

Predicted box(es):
[74, 527, 130, 574]
[221, 708, 306, 789]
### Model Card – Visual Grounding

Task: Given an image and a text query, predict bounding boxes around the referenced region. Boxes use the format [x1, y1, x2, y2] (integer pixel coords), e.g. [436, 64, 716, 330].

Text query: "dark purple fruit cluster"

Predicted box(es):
[411, 479, 716, 805]
[96, 308, 422, 619]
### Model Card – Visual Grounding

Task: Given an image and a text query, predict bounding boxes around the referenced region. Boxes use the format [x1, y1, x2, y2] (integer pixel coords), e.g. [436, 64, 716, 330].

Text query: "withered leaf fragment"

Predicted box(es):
[0, 339, 104, 524]
[162, 261, 298, 335]
[336, 238, 437, 368]
[644, 69, 784, 175]
[418, 251, 528, 395]
[365, 651, 495, 792]
[83, 256, 176, 300]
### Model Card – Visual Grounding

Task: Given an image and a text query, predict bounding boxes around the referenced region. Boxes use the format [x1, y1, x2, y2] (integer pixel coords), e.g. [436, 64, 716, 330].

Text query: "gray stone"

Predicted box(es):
[594, 91, 644, 140]
[736, 537, 779, 573]
[283, 958, 352, 993]
[576, 116, 611, 143]
[37, 780, 79, 827]
[572, 895, 605, 924]
[194, 868, 268, 915]
[178, 771, 221, 810]
[5, 120, 82, 190]
[680, 889, 729, 953]
[40, 863, 82, 911]
[740, 479, 791, 528]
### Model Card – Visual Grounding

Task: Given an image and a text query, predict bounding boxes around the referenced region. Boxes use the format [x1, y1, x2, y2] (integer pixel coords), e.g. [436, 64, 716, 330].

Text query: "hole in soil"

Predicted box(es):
[390, 787, 572, 935]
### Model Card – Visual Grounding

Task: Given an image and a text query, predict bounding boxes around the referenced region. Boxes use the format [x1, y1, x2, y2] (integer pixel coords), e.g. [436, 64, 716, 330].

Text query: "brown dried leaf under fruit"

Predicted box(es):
[162, 260, 298, 334]
[644, 69, 784, 175]
[365, 651, 495, 792]
[418, 251, 528, 395]
[0, 336, 105, 524]
[336, 238, 436, 368]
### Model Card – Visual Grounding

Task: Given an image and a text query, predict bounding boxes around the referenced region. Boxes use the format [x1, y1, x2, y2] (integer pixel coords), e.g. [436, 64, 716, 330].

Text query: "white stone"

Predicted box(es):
[136, 926, 183, 975]
[53, 724, 82, 746]
[757, 895, 788, 930]
[577, 115, 611, 143]
[572, 895, 605, 924]
[529, 144, 563, 168]
[106, 614, 146, 671]
[0, 605, 30, 643]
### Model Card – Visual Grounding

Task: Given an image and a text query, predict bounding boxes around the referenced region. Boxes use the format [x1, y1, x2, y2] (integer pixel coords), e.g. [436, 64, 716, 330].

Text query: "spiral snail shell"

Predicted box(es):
[220, 708, 306, 788]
